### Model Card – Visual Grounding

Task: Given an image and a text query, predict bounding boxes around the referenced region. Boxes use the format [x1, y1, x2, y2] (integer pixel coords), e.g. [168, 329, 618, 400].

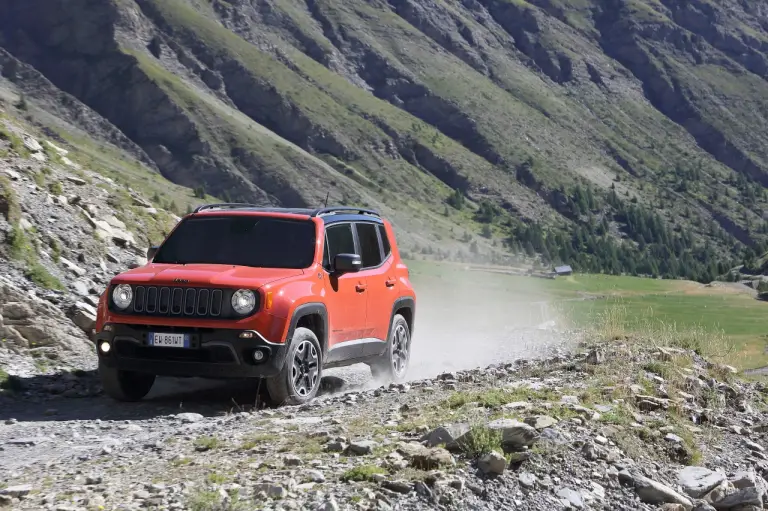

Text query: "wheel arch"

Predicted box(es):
[389, 296, 415, 341]
[287, 303, 329, 354]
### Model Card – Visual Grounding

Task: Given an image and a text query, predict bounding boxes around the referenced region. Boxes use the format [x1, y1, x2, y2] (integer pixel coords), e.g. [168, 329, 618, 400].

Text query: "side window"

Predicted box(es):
[378, 225, 391, 258]
[357, 222, 383, 268]
[324, 224, 356, 270]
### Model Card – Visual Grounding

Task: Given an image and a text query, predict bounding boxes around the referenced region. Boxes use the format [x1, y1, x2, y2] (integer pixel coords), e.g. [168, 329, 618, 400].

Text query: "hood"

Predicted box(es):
[112, 263, 305, 289]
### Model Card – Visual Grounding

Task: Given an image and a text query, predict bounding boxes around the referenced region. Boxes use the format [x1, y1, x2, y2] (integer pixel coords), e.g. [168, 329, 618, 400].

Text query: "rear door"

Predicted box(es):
[355, 221, 398, 343]
[322, 223, 368, 348]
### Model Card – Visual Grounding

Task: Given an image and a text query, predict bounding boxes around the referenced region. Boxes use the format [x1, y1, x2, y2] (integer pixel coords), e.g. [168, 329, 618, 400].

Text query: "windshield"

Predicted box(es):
[153, 216, 316, 269]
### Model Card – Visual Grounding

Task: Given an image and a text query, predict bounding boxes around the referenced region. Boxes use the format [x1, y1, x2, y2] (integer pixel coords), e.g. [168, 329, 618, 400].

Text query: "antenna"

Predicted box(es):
[323, 191, 330, 208]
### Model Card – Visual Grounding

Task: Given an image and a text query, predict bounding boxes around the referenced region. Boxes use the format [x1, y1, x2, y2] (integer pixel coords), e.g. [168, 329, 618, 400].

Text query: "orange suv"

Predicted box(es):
[93, 205, 416, 405]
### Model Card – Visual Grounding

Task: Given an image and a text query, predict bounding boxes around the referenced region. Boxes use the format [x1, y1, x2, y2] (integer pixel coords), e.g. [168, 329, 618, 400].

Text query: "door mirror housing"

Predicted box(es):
[333, 253, 362, 274]
[147, 246, 159, 261]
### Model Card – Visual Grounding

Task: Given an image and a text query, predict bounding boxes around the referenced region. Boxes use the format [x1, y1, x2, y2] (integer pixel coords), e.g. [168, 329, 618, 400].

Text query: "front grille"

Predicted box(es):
[109, 285, 255, 319]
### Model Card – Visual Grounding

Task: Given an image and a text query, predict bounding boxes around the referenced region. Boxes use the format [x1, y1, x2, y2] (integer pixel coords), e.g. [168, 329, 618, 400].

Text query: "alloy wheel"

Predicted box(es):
[291, 340, 319, 397]
[391, 324, 409, 377]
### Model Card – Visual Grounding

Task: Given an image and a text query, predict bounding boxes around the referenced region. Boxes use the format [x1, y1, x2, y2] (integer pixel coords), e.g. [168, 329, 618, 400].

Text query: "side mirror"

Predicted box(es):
[147, 246, 159, 261]
[334, 253, 362, 274]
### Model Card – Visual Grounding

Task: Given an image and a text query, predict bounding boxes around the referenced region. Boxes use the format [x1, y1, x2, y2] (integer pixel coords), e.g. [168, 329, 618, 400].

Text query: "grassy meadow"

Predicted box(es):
[407, 260, 768, 372]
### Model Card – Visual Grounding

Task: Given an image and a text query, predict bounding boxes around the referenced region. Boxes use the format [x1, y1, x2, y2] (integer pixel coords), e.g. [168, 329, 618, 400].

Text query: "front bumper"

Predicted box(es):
[94, 324, 288, 379]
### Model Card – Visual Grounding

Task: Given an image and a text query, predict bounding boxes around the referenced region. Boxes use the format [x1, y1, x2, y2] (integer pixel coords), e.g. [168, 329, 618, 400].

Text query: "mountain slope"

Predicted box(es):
[1, 0, 767, 279]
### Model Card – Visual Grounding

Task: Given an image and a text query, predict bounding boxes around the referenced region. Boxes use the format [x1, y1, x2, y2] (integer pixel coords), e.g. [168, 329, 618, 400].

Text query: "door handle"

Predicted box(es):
[356, 283, 367, 292]
[385, 278, 396, 287]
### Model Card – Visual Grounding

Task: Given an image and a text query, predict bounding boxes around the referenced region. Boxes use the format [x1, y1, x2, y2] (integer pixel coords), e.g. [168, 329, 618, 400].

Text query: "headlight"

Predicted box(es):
[112, 284, 133, 310]
[231, 289, 256, 315]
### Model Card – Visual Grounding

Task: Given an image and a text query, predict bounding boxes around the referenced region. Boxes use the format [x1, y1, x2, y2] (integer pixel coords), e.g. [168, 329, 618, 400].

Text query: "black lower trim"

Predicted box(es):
[325, 338, 386, 368]
[95, 324, 288, 379]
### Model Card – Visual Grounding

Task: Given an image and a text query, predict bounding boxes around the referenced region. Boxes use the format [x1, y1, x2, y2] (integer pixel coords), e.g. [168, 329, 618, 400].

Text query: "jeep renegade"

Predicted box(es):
[94, 205, 416, 405]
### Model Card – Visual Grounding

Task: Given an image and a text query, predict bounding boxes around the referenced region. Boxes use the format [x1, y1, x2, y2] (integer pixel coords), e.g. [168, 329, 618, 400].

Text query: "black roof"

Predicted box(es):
[191, 204, 382, 223]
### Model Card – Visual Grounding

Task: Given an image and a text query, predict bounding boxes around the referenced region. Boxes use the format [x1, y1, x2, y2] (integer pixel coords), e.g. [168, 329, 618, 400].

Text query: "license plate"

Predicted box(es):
[148, 332, 189, 348]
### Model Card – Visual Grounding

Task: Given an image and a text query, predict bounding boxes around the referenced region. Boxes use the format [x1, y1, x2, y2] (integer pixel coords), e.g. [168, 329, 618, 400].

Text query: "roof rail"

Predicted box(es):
[192, 203, 261, 213]
[310, 206, 380, 218]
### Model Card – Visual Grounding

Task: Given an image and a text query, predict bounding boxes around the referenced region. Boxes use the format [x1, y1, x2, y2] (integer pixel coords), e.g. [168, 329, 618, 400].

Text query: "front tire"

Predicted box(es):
[265, 327, 323, 406]
[99, 360, 156, 402]
[370, 314, 411, 384]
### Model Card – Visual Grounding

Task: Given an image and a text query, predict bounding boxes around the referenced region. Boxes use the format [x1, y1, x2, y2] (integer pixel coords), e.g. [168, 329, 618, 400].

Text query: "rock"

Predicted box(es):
[422, 424, 470, 448]
[4, 168, 21, 180]
[66, 176, 87, 186]
[284, 454, 303, 466]
[665, 433, 684, 444]
[711, 487, 763, 509]
[177, 412, 204, 423]
[586, 348, 605, 364]
[556, 488, 584, 509]
[254, 483, 287, 499]
[632, 474, 693, 508]
[524, 415, 558, 430]
[315, 499, 339, 511]
[347, 440, 378, 455]
[501, 401, 532, 411]
[742, 439, 765, 452]
[415, 448, 455, 470]
[486, 419, 539, 451]
[22, 135, 42, 153]
[60, 257, 86, 277]
[303, 470, 325, 483]
[69, 302, 97, 332]
[477, 451, 506, 476]
[382, 481, 412, 494]
[72, 280, 90, 296]
[396, 442, 454, 469]
[44, 140, 69, 156]
[0, 484, 32, 497]
[518, 472, 537, 489]
[326, 441, 346, 452]
[678, 466, 726, 498]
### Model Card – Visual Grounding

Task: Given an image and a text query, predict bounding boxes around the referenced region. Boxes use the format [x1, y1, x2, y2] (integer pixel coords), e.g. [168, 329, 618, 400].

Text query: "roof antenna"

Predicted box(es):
[323, 191, 330, 208]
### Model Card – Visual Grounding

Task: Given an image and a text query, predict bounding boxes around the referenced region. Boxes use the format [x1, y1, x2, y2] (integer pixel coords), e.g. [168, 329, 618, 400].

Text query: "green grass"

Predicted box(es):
[0, 175, 20, 223]
[193, 436, 223, 451]
[340, 465, 388, 482]
[409, 260, 768, 370]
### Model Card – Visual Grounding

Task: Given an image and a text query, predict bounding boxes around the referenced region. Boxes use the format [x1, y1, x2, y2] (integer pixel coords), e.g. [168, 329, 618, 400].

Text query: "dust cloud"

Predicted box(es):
[403, 267, 572, 382]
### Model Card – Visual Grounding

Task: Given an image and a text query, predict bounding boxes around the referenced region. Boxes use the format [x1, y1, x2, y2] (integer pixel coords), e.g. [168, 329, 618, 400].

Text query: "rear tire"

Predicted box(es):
[370, 314, 411, 385]
[99, 360, 156, 402]
[265, 327, 323, 406]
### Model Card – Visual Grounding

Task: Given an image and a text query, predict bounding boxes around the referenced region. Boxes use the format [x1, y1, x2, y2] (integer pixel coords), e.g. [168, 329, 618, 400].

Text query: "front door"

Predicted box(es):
[323, 223, 368, 351]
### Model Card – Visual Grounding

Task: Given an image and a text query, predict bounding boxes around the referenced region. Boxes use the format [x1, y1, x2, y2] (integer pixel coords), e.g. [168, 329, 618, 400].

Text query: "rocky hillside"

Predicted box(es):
[3, 334, 768, 511]
[1, 0, 767, 278]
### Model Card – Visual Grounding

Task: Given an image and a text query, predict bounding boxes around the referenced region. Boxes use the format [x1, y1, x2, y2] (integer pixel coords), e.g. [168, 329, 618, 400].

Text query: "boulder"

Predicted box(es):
[678, 467, 725, 499]
[422, 424, 470, 448]
[477, 450, 506, 475]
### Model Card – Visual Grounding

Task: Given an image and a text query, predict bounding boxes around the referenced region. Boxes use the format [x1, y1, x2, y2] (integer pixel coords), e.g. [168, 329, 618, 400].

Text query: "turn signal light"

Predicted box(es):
[239, 331, 255, 339]
[265, 291, 273, 310]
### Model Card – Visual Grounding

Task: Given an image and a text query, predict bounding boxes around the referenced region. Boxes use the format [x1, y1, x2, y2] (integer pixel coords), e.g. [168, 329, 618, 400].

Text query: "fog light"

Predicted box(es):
[99, 341, 111, 354]
[253, 350, 265, 362]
